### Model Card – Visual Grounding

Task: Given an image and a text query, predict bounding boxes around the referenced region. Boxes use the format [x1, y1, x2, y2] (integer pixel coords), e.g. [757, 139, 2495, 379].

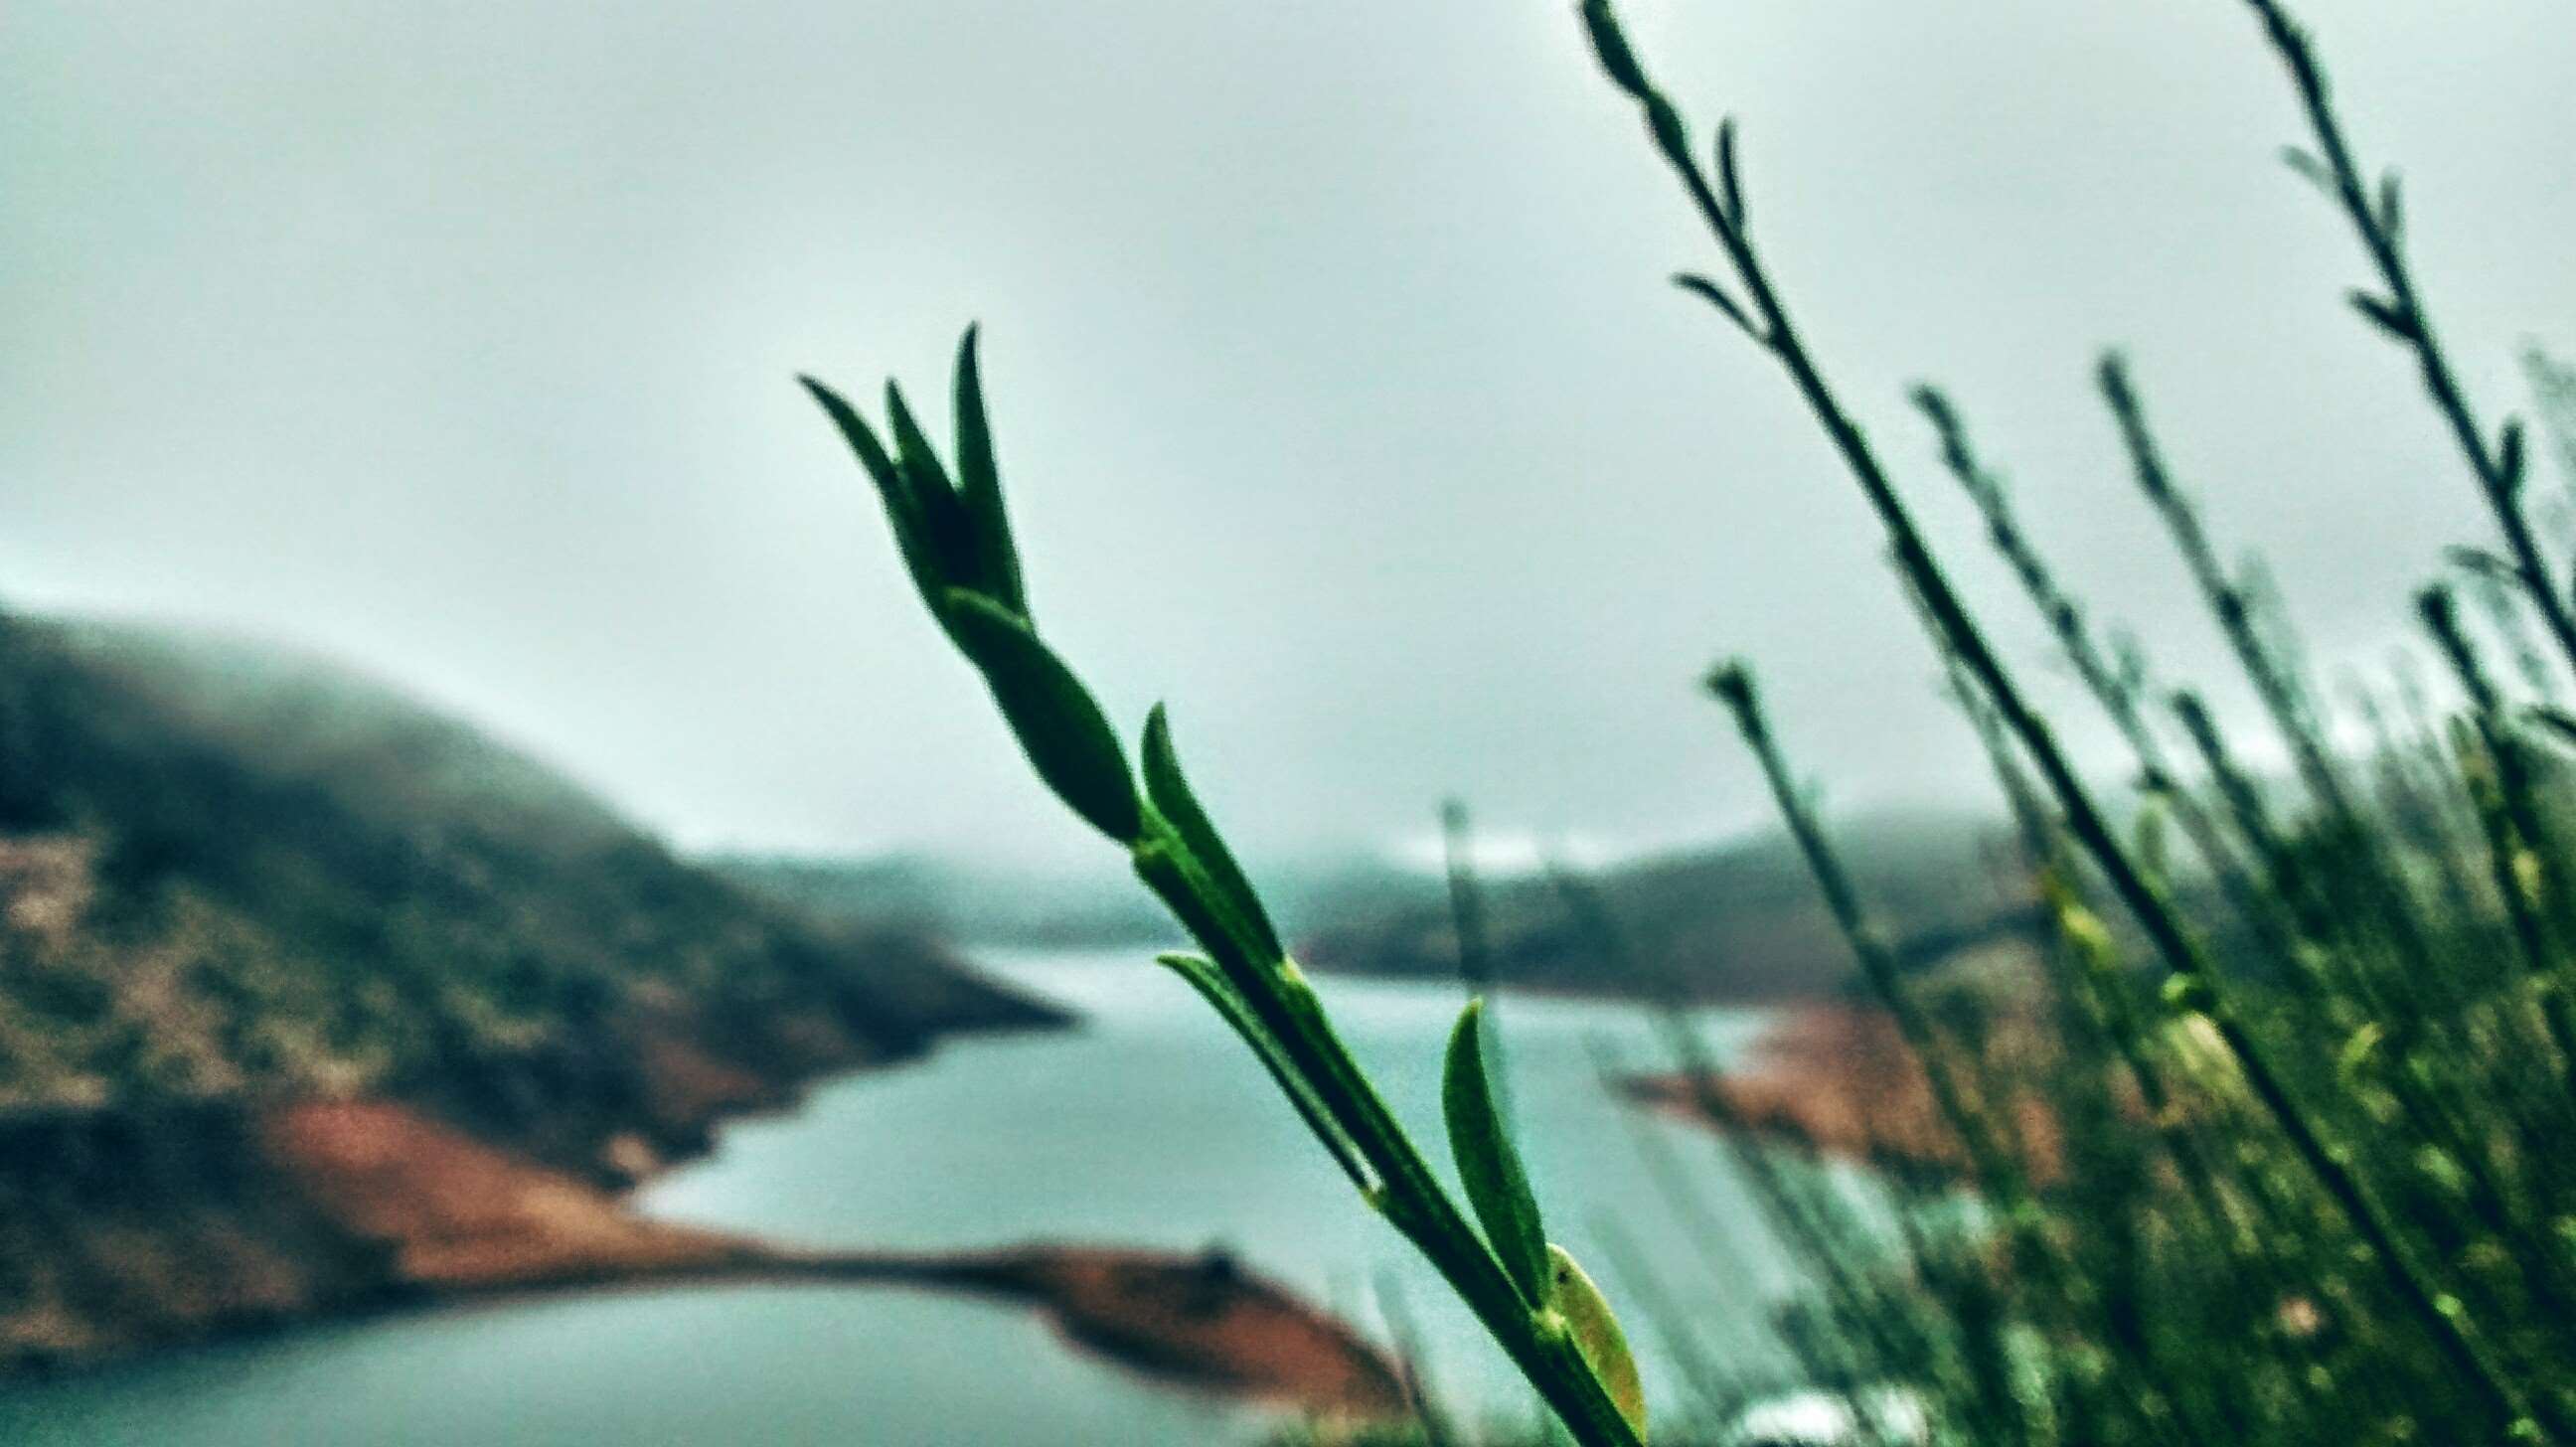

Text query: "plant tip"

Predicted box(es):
[1701, 659, 1755, 709]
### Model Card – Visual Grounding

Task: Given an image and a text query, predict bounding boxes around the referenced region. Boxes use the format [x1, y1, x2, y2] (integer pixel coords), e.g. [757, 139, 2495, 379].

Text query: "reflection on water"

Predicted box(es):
[0, 949, 1778, 1446]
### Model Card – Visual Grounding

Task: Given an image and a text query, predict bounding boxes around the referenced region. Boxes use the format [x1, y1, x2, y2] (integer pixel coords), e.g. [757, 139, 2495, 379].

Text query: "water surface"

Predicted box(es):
[0, 950, 1781, 1445]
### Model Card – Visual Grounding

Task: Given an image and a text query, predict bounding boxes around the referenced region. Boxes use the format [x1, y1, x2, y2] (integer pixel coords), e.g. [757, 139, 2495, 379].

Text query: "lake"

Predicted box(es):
[0, 949, 1786, 1445]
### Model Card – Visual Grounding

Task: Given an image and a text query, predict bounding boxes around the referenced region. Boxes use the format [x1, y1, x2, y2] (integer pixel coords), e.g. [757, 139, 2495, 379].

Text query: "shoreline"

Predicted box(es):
[6, 1028, 1407, 1425]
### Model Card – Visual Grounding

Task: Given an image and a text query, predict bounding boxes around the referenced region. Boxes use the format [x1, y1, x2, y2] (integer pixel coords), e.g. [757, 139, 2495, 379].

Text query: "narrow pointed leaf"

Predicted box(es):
[1443, 998, 1549, 1305]
[2280, 145, 2334, 194]
[1673, 274, 1758, 341]
[1156, 952, 1369, 1190]
[2447, 546, 2518, 586]
[2111, 628, 2148, 700]
[2498, 417, 2527, 496]
[940, 589, 1143, 843]
[2134, 795, 2170, 879]
[1642, 94, 1688, 166]
[1713, 116, 1745, 227]
[2349, 290, 2414, 342]
[951, 327, 1028, 617]
[1548, 1244, 1648, 1441]
[2375, 170, 2404, 241]
[1578, 0, 1650, 98]
[886, 383, 986, 602]
[1142, 705, 1283, 960]
[2525, 705, 2576, 750]
[801, 377, 949, 615]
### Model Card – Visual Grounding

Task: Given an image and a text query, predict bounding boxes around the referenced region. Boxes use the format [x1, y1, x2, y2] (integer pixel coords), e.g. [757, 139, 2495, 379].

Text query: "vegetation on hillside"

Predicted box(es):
[723, 814, 2037, 1006]
[806, 0, 2576, 1442]
[717, 848, 1429, 954]
[0, 613, 1053, 1126]
[0, 609, 1067, 1369]
[1299, 813, 2015, 1006]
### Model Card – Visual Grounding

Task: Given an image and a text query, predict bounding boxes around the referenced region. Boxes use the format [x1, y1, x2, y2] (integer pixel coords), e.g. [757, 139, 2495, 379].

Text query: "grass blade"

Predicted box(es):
[1444, 997, 1550, 1306]
[1142, 704, 1283, 960]
[940, 589, 1142, 844]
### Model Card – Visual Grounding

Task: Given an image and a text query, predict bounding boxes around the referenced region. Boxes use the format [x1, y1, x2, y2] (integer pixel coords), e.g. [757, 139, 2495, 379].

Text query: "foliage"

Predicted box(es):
[1567, 0, 2576, 1440]
[815, 1, 2576, 1442]
[804, 338, 1650, 1443]
[0, 616, 1039, 1137]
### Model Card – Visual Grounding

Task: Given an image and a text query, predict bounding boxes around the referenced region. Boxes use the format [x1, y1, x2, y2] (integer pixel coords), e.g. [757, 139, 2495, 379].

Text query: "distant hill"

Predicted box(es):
[0, 609, 1066, 1370]
[1297, 812, 2027, 1005]
[723, 813, 2027, 1007]
[714, 853, 1181, 948]
[712, 849, 1434, 953]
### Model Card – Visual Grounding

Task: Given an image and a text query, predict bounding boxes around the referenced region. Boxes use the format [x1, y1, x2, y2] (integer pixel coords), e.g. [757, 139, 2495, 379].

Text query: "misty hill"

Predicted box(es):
[1296, 812, 2021, 1004]
[0, 613, 1066, 1120]
[724, 812, 2022, 1006]
[714, 853, 1178, 948]
[712, 849, 1432, 952]
[0, 610, 1064, 1368]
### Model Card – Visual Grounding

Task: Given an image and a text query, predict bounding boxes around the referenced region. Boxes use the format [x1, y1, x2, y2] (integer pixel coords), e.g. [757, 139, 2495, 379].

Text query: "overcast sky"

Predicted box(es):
[5, 2, 2571, 868]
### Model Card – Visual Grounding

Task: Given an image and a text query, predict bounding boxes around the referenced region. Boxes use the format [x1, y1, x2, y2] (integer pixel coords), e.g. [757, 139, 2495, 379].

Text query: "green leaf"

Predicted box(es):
[2161, 973, 2215, 1017]
[1548, 1243, 1647, 1442]
[951, 327, 1028, 617]
[940, 590, 1143, 844]
[2279, 145, 2334, 195]
[2498, 417, 2527, 496]
[801, 377, 950, 618]
[2133, 795, 2169, 880]
[1578, 0, 1650, 99]
[1156, 952, 1369, 1191]
[1673, 274, 1758, 342]
[2447, 546, 2518, 586]
[1713, 115, 1745, 226]
[886, 383, 985, 602]
[1141, 705, 1282, 960]
[1701, 658, 1756, 713]
[2525, 705, 2576, 750]
[1443, 998, 1549, 1306]
[1642, 94, 1688, 166]
[2349, 289, 2414, 343]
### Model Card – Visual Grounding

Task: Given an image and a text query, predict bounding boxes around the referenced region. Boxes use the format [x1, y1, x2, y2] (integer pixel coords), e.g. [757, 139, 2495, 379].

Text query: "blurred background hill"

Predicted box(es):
[721, 808, 2014, 1005]
[0, 608, 1062, 1369]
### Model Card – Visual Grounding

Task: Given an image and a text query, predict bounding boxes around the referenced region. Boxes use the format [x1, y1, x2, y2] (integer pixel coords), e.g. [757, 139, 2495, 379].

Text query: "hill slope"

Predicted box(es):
[726, 814, 2028, 1006]
[0, 610, 1066, 1369]
[1297, 813, 2022, 1004]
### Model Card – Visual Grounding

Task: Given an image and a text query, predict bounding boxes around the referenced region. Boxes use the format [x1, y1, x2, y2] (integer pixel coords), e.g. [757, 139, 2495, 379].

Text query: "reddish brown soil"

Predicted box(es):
[252, 1098, 1404, 1419]
[257, 1099, 758, 1291]
[1627, 1002, 2070, 1187]
[810, 1245, 1408, 1418]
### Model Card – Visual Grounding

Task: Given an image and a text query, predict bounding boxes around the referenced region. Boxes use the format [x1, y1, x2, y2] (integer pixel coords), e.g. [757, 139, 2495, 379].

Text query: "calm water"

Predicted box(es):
[0, 950, 1784, 1445]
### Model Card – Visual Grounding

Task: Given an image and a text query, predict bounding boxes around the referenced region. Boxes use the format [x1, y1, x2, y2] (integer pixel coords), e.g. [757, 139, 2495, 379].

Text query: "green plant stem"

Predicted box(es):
[2242, 0, 2576, 680]
[1573, 941, 1929, 1446]
[1913, 385, 2279, 954]
[1130, 829, 1648, 1447]
[1708, 666, 2204, 1446]
[1936, 646, 2270, 1257]
[1441, 800, 1515, 1132]
[2103, 358, 2447, 1014]
[1577, 1, 2544, 1432]
[809, 340, 1648, 1447]
[2422, 587, 2576, 1099]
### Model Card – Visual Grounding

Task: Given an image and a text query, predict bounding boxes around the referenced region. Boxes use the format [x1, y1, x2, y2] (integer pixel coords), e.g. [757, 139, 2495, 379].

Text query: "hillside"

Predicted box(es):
[713, 849, 1431, 953]
[0, 609, 1068, 1370]
[1296, 813, 2026, 1004]
[726, 813, 2029, 1006]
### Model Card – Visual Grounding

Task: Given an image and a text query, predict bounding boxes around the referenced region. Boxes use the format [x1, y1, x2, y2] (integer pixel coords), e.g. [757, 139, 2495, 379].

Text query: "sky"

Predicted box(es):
[4, 1, 2572, 869]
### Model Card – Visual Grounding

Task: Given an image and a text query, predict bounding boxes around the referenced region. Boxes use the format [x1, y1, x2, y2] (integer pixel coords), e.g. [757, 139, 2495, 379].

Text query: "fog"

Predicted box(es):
[6, 0, 2570, 867]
